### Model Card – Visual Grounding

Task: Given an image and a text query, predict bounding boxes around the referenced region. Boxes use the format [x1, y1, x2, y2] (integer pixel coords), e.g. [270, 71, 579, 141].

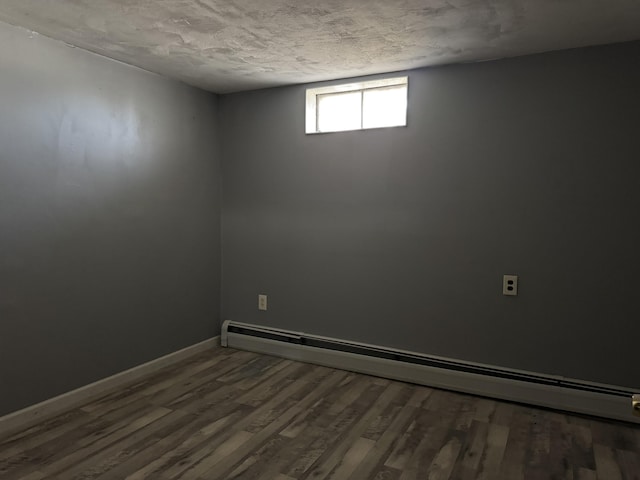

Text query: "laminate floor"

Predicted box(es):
[1, 347, 639, 480]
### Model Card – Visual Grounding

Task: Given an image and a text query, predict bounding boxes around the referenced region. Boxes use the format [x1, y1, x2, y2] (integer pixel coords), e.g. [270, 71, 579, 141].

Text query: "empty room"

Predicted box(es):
[1, 1, 639, 479]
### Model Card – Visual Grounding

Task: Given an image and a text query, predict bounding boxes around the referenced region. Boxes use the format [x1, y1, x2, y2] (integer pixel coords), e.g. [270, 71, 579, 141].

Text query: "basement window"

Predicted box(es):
[305, 76, 408, 134]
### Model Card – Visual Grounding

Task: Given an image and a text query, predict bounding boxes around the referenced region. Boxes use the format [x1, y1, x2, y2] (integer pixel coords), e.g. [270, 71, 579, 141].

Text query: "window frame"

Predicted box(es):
[305, 76, 408, 134]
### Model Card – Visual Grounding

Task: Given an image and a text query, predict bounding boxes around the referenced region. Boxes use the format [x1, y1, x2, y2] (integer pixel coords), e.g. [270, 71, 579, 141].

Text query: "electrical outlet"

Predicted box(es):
[258, 294, 268, 311]
[503, 275, 518, 296]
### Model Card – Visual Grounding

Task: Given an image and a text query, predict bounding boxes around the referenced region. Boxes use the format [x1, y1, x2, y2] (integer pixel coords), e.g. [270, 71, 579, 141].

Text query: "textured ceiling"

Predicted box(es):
[1, 1, 640, 93]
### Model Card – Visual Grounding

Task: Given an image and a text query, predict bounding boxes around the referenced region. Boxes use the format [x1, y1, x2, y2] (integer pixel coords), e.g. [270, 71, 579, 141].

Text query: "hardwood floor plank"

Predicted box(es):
[1, 348, 637, 480]
[121, 412, 244, 480]
[452, 420, 489, 480]
[575, 467, 597, 480]
[244, 374, 357, 477]
[546, 417, 577, 479]
[94, 413, 228, 479]
[78, 352, 233, 415]
[471, 420, 509, 479]
[473, 398, 498, 423]
[181, 429, 254, 479]
[47, 409, 189, 479]
[2, 406, 172, 479]
[235, 359, 293, 391]
[406, 385, 433, 408]
[279, 379, 386, 477]
[372, 466, 402, 480]
[0, 409, 88, 448]
[160, 367, 336, 479]
[491, 401, 515, 426]
[329, 436, 376, 480]
[0, 400, 160, 478]
[567, 422, 595, 472]
[195, 369, 350, 480]
[398, 407, 462, 480]
[234, 363, 313, 407]
[12, 470, 44, 480]
[498, 409, 534, 480]
[350, 403, 416, 479]
[301, 382, 406, 480]
[527, 413, 551, 468]
[425, 436, 462, 480]
[225, 432, 293, 480]
[615, 449, 640, 480]
[594, 444, 623, 480]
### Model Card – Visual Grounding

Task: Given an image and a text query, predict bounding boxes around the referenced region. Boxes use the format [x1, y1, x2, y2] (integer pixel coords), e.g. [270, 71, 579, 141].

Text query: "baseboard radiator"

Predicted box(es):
[221, 320, 639, 424]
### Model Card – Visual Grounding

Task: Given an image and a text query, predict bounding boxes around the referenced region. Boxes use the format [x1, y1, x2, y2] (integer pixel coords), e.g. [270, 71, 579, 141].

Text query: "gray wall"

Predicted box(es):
[220, 41, 640, 388]
[0, 23, 221, 415]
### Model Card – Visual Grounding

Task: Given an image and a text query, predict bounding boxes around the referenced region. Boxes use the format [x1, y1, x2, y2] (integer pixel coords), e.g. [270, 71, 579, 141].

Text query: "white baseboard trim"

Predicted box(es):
[0, 336, 219, 437]
[223, 324, 639, 424]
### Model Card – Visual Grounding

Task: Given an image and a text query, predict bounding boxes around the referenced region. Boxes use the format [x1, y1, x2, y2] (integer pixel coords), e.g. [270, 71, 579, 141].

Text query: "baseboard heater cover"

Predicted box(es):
[221, 320, 639, 424]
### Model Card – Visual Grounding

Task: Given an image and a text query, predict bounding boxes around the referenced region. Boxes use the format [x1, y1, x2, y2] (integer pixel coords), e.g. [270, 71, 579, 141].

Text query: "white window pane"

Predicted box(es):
[362, 85, 407, 129]
[317, 91, 361, 133]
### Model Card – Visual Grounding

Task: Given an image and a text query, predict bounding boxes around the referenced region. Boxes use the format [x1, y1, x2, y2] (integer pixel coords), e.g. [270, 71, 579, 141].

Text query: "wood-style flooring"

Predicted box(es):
[1, 347, 639, 480]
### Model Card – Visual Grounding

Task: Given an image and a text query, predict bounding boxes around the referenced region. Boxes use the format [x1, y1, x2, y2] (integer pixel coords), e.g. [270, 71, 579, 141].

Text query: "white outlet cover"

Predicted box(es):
[503, 275, 518, 296]
[258, 294, 268, 311]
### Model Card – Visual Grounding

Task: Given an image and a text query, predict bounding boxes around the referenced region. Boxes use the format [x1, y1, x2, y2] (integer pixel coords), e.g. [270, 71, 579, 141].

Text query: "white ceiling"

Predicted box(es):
[1, 1, 639, 93]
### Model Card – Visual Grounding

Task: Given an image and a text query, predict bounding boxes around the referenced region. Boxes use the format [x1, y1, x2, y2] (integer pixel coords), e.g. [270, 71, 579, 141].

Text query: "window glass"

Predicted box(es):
[362, 85, 407, 129]
[317, 91, 361, 132]
[306, 77, 408, 134]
